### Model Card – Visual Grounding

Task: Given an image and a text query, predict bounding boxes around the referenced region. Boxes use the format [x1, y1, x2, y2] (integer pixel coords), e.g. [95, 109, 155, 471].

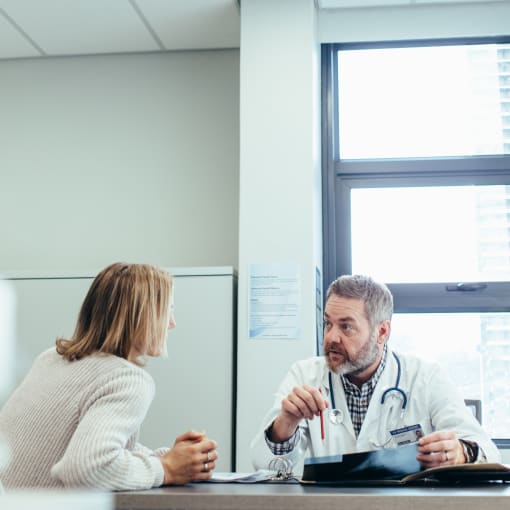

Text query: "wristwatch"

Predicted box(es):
[459, 439, 479, 463]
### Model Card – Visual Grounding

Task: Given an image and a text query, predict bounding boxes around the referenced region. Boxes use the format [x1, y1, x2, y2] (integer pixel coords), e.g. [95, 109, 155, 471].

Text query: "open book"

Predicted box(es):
[398, 462, 510, 484]
[301, 443, 510, 485]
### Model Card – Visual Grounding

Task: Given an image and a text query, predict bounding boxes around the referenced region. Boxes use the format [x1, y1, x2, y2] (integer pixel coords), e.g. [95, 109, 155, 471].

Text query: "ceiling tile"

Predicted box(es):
[136, 0, 240, 50]
[0, 9, 40, 58]
[0, 0, 160, 57]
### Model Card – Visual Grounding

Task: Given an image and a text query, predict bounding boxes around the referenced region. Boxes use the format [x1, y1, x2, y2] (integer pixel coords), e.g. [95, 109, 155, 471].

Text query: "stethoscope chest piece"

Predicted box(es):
[329, 408, 343, 425]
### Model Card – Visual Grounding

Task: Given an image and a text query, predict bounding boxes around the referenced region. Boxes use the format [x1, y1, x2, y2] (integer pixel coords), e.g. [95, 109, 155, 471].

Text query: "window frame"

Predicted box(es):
[321, 37, 510, 445]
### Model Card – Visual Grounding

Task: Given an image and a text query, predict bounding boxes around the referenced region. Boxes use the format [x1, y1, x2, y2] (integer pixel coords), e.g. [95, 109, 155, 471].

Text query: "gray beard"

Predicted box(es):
[331, 329, 379, 377]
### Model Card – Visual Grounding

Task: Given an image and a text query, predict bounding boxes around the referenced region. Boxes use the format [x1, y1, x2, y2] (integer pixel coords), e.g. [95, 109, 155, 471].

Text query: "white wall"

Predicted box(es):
[319, 1, 510, 42]
[236, 0, 322, 471]
[0, 50, 239, 271]
[236, 0, 510, 470]
[0, 279, 15, 406]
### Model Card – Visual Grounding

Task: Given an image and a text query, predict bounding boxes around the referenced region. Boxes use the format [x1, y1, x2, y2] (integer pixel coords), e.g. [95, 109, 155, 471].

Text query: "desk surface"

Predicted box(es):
[115, 482, 510, 510]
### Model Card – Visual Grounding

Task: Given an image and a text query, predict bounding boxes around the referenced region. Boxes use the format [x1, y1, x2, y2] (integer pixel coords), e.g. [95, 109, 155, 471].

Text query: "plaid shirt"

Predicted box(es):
[341, 343, 388, 437]
[265, 421, 302, 456]
[265, 344, 389, 453]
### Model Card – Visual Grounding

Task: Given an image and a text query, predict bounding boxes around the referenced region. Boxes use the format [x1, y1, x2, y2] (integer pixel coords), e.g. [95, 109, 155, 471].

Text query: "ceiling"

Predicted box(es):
[0, 0, 241, 60]
[0, 1, 506, 61]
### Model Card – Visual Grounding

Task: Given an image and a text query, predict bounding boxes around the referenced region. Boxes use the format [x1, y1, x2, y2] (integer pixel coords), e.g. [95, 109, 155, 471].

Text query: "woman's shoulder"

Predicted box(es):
[38, 346, 148, 372]
[84, 352, 154, 385]
[75, 354, 156, 408]
[39, 347, 156, 392]
[36, 345, 60, 361]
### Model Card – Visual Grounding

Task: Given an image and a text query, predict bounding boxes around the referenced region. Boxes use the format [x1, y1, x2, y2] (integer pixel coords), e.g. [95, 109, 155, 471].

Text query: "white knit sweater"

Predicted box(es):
[0, 348, 167, 490]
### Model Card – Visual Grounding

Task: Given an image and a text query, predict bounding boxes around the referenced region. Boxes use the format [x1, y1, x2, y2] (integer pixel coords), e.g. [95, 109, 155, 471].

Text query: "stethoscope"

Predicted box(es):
[327, 351, 408, 425]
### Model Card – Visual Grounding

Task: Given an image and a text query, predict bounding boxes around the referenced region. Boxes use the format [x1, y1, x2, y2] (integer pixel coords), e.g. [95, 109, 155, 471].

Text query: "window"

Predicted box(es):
[322, 38, 510, 442]
[338, 44, 510, 159]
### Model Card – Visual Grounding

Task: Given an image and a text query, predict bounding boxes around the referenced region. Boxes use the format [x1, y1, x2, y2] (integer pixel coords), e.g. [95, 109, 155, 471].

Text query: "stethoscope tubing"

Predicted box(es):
[327, 351, 407, 417]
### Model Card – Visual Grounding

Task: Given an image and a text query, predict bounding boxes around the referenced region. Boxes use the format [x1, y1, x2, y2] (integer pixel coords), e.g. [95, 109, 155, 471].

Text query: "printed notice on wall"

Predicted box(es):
[248, 263, 301, 339]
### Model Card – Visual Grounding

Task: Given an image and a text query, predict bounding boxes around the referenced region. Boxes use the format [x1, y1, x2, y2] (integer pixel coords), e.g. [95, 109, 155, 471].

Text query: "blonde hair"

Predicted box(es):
[56, 262, 172, 364]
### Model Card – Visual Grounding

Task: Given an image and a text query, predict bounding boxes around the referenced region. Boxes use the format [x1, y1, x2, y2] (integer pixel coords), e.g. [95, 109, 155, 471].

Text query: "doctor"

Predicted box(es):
[251, 275, 500, 474]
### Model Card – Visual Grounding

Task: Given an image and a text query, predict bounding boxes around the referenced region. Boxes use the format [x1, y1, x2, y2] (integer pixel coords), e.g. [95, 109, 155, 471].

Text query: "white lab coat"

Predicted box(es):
[250, 350, 501, 475]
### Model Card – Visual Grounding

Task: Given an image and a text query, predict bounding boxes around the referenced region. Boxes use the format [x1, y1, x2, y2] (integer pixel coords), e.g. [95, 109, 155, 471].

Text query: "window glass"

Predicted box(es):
[338, 44, 510, 159]
[351, 185, 510, 283]
[391, 313, 510, 438]
[323, 40, 510, 441]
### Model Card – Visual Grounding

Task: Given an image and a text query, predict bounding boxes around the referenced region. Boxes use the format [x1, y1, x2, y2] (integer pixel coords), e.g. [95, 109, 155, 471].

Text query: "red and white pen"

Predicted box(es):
[319, 388, 325, 441]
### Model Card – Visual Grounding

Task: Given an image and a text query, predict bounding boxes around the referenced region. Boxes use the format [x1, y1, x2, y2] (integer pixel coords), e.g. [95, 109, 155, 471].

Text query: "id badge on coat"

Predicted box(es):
[390, 424, 424, 446]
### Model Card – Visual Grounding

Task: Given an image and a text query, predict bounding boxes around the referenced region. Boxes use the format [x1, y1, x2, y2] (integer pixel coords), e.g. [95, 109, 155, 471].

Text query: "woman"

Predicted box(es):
[0, 262, 218, 490]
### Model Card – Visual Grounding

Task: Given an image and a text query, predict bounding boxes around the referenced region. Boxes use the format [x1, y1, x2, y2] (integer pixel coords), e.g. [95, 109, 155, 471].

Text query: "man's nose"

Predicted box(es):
[324, 324, 342, 342]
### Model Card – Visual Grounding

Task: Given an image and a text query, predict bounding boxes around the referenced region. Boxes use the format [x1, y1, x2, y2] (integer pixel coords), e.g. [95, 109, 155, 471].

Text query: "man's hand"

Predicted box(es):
[160, 430, 218, 485]
[269, 385, 328, 442]
[416, 430, 466, 468]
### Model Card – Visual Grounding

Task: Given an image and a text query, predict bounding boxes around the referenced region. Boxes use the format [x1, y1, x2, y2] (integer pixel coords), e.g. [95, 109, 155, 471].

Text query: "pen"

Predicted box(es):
[319, 388, 325, 441]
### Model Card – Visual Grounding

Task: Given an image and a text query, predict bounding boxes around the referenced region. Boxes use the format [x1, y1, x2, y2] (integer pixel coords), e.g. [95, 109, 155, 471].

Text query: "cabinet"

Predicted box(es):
[5, 267, 237, 471]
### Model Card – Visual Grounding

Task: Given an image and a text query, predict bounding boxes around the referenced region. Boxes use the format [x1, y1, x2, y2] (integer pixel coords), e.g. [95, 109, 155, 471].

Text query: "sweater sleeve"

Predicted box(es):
[132, 442, 170, 458]
[51, 366, 165, 490]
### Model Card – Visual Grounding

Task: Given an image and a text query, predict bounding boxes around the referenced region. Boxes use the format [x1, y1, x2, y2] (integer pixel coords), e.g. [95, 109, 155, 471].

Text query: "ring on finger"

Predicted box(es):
[203, 462, 209, 472]
[207, 451, 212, 462]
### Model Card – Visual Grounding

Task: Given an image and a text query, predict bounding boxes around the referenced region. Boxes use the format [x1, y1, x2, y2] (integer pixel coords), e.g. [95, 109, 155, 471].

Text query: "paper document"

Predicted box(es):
[208, 469, 277, 483]
[248, 263, 301, 339]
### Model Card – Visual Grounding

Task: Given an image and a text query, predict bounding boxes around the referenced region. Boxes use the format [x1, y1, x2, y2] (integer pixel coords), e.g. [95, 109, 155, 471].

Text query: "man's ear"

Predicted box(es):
[377, 320, 391, 344]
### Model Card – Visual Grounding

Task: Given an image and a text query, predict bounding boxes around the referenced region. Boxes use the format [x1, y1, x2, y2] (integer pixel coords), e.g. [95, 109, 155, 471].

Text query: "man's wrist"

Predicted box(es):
[459, 439, 479, 464]
[269, 415, 298, 443]
[264, 422, 300, 456]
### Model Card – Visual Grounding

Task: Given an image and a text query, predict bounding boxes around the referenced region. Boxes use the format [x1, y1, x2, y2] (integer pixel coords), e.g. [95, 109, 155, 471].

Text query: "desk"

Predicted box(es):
[115, 482, 510, 510]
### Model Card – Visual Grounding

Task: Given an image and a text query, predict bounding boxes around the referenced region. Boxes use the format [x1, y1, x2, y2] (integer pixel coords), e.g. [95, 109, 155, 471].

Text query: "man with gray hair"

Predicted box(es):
[250, 275, 500, 475]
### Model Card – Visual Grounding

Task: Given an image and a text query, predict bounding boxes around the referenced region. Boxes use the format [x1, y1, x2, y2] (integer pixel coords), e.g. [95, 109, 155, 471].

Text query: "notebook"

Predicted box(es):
[301, 443, 510, 485]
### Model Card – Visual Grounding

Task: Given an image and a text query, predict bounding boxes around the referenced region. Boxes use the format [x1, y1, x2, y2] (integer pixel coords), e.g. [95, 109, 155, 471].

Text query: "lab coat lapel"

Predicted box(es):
[358, 350, 399, 447]
[322, 368, 356, 442]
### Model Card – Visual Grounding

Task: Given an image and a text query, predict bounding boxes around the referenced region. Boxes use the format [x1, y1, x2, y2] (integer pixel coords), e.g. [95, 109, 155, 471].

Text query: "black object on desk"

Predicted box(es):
[302, 443, 421, 484]
[302, 443, 510, 486]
